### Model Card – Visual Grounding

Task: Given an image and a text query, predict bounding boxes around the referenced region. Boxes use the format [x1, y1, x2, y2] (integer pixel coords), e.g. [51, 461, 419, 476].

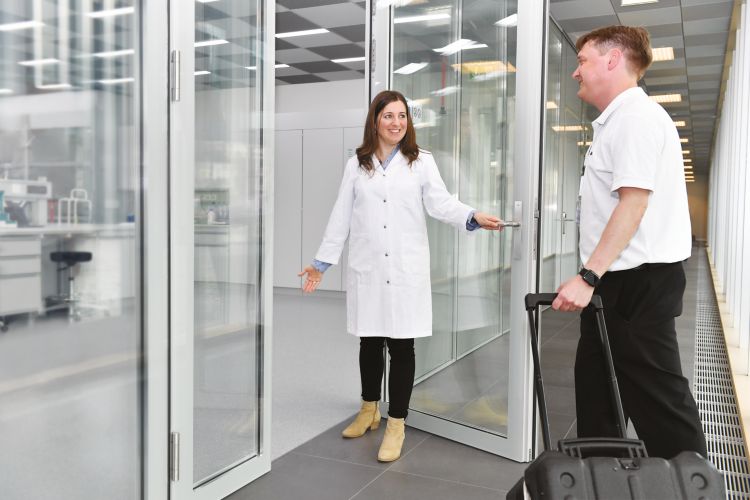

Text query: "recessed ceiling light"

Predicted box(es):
[276, 28, 329, 39]
[394, 62, 428, 75]
[684, 158, 692, 163]
[652, 47, 675, 62]
[194, 70, 211, 76]
[649, 93, 681, 103]
[194, 39, 229, 47]
[621, 0, 658, 6]
[0, 20, 44, 31]
[275, 64, 290, 69]
[547, 101, 558, 109]
[394, 13, 450, 24]
[434, 39, 485, 55]
[674, 120, 686, 127]
[99, 77, 134, 85]
[93, 49, 135, 58]
[552, 125, 585, 132]
[36, 83, 72, 90]
[495, 14, 518, 28]
[680, 138, 688, 143]
[18, 58, 59, 66]
[88, 7, 135, 18]
[682, 150, 690, 155]
[332, 56, 366, 63]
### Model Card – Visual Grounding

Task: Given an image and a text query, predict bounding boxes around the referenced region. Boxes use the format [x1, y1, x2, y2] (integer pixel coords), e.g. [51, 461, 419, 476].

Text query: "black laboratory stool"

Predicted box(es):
[47, 251, 93, 321]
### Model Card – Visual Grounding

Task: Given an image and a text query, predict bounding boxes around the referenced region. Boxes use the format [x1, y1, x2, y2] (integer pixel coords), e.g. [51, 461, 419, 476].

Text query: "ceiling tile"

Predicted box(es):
[618, 6, 682, 26]
[683, 17, 730, 36]
[294, 3, 365, 29]
[549, 0, 615, 21]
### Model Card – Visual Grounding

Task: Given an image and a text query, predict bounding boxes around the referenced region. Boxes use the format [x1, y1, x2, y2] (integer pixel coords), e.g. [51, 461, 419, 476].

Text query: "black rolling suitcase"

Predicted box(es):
[507, 293, 725, 500]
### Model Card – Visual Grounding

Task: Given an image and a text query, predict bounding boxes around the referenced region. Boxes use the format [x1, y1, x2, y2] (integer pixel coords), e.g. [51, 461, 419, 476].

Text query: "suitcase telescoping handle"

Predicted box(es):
[525, 293, 627, 452]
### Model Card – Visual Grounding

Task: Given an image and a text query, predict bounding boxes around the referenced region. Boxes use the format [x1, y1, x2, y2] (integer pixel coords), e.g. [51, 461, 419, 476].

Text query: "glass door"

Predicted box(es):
[372, 0, 546, 461]
[169, 0, 274, 498]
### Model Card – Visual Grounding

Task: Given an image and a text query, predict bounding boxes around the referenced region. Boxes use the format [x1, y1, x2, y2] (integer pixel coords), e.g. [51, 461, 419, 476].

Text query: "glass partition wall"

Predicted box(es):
[391, 0, 517, 438]
[540, 23, 586, 293]
[0, 1, 142, 498]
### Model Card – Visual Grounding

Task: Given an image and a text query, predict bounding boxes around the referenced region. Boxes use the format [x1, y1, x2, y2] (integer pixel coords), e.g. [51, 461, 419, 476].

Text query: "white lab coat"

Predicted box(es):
[315, 149, 474, 339]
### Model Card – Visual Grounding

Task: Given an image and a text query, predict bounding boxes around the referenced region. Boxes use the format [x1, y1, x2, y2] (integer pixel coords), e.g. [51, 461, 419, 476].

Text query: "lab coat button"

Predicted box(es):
[386, 280, 390, 284]
[383, 199, 387, 203]
[385, 253, 389, 257]
[383, 225, 387, 229]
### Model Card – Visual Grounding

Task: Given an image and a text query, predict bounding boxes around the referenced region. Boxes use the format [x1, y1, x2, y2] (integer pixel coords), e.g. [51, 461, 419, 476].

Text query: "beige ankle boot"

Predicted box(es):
[377, 417, 405, 462]
[342, 400, 381, 438]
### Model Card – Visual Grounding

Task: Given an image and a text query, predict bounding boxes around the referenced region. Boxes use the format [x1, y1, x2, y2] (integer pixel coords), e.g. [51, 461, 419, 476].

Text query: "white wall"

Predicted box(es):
[273, 79, 367, 289]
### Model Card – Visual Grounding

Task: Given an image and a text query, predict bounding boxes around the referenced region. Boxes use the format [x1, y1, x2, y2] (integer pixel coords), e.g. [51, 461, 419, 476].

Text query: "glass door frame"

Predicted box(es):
[369, 0, 548, 462]
[167, 0, 275, 498]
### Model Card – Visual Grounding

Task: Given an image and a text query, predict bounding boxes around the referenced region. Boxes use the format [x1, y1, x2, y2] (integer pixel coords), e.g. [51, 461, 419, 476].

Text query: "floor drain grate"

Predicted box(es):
[695, 253, 750, 499]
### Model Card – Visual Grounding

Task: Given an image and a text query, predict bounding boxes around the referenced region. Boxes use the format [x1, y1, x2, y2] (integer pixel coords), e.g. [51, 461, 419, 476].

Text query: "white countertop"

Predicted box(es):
[0, 223, 136, 237]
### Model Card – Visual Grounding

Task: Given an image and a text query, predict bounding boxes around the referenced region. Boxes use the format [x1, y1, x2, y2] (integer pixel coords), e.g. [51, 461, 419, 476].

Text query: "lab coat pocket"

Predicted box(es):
[400, 234, 430, 278]
[347, 233, 373, 275]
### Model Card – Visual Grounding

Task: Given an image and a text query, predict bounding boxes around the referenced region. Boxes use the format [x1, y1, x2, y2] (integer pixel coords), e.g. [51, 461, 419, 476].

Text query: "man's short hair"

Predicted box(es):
[576, 25, 653, 79]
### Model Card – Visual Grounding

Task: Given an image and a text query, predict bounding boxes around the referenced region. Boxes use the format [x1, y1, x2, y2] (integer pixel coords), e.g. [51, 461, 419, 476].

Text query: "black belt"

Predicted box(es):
[630, 261, 682, 271]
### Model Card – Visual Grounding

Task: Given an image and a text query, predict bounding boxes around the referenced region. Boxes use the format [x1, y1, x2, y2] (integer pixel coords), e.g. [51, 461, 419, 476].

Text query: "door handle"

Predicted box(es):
[501, 221, 521, 228]
[512, 200, 523, 260]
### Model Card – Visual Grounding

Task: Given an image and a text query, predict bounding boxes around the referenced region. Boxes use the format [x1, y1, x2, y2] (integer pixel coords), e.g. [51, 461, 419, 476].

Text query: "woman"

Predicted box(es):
[298, 90, 503, 462]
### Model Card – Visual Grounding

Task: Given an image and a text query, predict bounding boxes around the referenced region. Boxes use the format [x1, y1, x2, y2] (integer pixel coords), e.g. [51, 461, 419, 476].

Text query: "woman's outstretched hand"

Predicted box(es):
[298, 265, 323, 293]
[474, 212, 504, 231]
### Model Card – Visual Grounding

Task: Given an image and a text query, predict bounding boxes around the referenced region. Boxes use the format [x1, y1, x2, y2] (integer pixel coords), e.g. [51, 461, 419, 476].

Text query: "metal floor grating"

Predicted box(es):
[695, 254, 750, 499]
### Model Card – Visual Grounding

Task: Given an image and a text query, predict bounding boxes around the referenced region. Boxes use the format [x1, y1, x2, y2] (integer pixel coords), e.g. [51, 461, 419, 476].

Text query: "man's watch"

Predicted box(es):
[578, 267, 601, 288]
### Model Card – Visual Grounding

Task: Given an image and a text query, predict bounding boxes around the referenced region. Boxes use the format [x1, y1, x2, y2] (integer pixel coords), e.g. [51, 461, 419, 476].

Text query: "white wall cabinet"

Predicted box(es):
[273, 126, 363, 291]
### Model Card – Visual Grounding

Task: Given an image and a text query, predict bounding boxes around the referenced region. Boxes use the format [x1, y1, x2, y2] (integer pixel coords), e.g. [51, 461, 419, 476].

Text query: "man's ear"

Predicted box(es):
[607, 48, 622, 71]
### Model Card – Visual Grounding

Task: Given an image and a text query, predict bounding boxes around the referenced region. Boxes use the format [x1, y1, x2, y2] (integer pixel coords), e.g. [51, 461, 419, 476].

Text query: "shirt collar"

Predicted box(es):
[377, 145, 401, 171]
[593, 86, 644, 126]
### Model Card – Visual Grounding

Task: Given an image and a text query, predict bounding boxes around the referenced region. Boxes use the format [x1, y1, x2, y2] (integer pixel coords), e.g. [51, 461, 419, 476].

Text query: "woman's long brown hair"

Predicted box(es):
[356, 90, 419, 172]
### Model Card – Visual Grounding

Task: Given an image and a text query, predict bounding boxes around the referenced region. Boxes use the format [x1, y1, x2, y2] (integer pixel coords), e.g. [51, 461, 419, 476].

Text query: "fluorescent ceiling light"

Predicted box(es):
[552, 125, 585, 132]
[394, 13, 450, 24]
[0, 20, 44, 31]
[394, 62, 428, 75]
[649, 93, 681, 103]
[577, 141, 593, 146]
[88, 7, 135, 18]
[683, 158, 692, 163]
[19, 58, 59, 66]
[332, 56, 366, 63]
[652, 47, 675, 62]
[495, 14, 518, 28]
[99, 77, 134, 85]
[276, 28, 329, 39]
[621, 0, 658, 6]
[547, 101, 558, 109]
[452, 60, 515, 75]
[0, 88, 13, 95]
[685, 179, 695, 182]
[36, 83, 72, 90]
[94, 49, 135, 58]
[195, 39, 229, 47]
[682, 150, 690, 155]
[674, 120, 686, 127]
[197, 0, 221, 3]
[680, 138, 688, 143]
[245, 66, 257, 70]
[275, 64, 290, 69]
[431, 86, 459, 97]
[434, 39, 486, 55]
[194, 70, 211, 76]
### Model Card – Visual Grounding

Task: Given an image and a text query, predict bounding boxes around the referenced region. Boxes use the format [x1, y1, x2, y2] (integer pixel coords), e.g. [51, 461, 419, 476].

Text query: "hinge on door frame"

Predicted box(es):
[170, 50, 181, 102]
[169, 431, 180, 482]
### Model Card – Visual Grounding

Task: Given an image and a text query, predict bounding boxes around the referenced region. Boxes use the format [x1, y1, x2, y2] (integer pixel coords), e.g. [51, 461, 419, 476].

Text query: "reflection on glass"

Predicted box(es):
[0, 1, 141, 498]
[392, 0, 517, 436]
[192, 0, 262, 485]
[541, 24, 584, 294]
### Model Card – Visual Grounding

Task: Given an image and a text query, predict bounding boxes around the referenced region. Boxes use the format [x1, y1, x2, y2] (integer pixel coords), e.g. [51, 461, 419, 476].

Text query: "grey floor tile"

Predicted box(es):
[544, 384, 576, 416]
[388, 434, 527, 492]
[294, 416, 431, 469]
[351, 470, 505, 500]
[226, 452, 382, 500]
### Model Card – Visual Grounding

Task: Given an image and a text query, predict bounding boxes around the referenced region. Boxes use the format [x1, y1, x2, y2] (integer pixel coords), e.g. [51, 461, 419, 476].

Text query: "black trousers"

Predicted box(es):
[359, 337, 415, 419]
[575, 261, 708, 459]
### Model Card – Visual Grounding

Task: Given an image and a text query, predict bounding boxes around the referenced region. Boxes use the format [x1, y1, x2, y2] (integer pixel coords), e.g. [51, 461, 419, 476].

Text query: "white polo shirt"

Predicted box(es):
[579, 86, 691, 272]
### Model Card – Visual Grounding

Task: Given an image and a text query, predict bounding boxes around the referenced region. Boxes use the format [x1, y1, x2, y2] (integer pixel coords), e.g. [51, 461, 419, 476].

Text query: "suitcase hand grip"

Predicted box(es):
[524, 293, 603, 310]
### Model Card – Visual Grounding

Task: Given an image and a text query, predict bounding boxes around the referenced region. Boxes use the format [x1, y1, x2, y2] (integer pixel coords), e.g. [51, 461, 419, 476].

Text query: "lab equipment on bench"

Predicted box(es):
[0, 178, 52, 227]
[58, 188, 92, 225]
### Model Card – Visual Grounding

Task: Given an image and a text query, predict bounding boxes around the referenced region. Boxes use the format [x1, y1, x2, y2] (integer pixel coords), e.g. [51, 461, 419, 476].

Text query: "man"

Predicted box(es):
[552, 25, 707, 459]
